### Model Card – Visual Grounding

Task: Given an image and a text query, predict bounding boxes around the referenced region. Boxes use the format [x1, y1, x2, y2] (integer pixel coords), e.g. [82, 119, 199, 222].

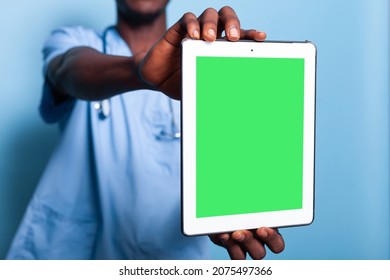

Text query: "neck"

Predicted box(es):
[116, 10, 167, 55]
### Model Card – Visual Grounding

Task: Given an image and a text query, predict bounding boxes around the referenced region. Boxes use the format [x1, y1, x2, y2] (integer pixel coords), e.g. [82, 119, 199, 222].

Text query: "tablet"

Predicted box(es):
[181, 39, 316, 236]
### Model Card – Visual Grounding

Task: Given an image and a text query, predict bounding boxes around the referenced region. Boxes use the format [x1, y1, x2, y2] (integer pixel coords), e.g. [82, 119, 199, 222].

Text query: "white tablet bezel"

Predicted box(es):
[181, 39, 316, 236]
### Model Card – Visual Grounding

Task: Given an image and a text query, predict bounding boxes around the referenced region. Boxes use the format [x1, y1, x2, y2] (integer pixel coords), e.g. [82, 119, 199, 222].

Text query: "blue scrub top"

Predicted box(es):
[7, 26, 209, 260]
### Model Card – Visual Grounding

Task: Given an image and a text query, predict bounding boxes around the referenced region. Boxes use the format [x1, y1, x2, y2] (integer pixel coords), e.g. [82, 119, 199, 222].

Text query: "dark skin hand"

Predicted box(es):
[209, 228, 285, 260]
[46, 2, 285, 259]
[139, 6, 267, 99]
[145, 6, 284, 259]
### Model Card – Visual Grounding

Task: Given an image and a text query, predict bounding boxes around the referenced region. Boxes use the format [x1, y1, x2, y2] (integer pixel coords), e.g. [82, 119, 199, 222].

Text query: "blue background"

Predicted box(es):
[0, 0, 389, 259]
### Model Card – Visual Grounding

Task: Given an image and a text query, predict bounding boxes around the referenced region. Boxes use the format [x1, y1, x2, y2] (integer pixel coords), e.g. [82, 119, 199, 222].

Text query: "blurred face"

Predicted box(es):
[116, 0, 169, 24]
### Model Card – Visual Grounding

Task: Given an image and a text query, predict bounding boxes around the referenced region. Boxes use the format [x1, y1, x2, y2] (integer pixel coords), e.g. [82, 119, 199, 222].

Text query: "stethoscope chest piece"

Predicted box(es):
[95, 99, 111, 119]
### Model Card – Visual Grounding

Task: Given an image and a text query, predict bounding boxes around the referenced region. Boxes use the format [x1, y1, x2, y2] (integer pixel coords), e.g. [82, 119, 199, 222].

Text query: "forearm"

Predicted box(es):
[47, 47, 148, 101]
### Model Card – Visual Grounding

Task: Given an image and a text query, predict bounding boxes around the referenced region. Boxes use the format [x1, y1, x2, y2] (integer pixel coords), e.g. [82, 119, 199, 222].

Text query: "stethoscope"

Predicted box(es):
[96, 26, 181, 140]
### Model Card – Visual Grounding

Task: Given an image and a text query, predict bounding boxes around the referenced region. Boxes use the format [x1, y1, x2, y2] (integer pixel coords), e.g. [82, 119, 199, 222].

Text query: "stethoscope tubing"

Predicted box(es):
[96, 26, 180, 140]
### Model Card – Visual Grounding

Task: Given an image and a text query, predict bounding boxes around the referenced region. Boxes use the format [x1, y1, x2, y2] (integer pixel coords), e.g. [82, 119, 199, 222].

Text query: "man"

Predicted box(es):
[7, 0, 284, 260]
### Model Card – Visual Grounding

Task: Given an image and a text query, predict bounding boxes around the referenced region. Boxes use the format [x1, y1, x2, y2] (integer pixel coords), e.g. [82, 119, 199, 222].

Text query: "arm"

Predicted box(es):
[48, 6, 266, 102]
[46, 47, 148, 101]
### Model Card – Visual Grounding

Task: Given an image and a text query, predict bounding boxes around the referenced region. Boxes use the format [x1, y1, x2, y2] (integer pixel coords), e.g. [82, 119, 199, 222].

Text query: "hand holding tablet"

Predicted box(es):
[137, 7, 266, 100]
[135, 5, 289, 259]
[181, 39, 317, 236]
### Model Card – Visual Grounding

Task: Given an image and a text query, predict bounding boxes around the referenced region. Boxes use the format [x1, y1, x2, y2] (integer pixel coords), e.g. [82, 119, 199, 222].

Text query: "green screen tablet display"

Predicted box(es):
[196, 57, 305, 218]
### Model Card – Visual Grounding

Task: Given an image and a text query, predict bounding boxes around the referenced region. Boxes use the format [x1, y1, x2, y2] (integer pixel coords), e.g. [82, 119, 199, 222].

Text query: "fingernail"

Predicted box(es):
[207, 29, 215, 38]
[232, 231, 246, 242]
[256, 31, 266, 41]
[235, 233, 245, 241]
[193, 29, 200, 39]
[229, 27, 239, 39]
[219, 234, 229, 242]
[259, 229, 268, 239]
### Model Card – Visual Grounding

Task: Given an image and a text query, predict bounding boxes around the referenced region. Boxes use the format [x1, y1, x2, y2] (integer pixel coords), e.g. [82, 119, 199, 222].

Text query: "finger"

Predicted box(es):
[208, 234, 223, 247]
[256, 227, 285, 254]
[218, 233, 247, 260]
[163, 12, 200, 47]
[231, 230, 266, 260]
[240, 29, 267, 41]
[218, 6, 240, 41]
[198, 8, 219, 42]
[181, 12, 201, 39]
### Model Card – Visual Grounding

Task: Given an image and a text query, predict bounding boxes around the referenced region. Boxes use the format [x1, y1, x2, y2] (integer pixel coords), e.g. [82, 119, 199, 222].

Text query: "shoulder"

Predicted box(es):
[42, 25, 104, 65]
[44, 25, 102, 48]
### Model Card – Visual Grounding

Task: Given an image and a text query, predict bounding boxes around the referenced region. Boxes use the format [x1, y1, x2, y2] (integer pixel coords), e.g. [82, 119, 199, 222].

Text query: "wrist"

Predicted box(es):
[133, 52, 158, 91]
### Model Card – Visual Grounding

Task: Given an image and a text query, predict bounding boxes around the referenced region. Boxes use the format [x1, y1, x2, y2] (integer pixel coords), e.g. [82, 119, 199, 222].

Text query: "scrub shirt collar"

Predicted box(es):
[103, 26, 132, 57]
